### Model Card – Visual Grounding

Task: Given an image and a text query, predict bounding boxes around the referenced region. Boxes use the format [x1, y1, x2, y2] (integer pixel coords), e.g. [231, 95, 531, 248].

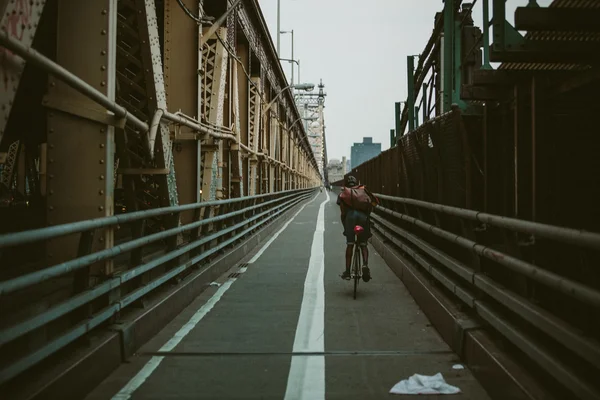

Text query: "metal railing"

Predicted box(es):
[0, 29, 319, 178]
[371, 194, 600, 400]
[0, 188, 315, 385]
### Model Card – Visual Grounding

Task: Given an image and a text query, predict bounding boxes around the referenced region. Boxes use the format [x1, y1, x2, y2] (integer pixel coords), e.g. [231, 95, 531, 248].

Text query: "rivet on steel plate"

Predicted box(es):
[99, 175, 105, 180]
[99, 159, 105, 164]
[99, 190, 104, 195]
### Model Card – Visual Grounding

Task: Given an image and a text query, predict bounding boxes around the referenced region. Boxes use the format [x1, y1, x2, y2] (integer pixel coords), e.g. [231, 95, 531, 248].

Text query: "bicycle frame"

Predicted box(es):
[351, 225, 365, 299]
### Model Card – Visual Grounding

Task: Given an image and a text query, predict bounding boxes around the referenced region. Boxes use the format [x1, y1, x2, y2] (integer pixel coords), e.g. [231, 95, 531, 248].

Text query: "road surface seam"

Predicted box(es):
[139, 350, 454, 357]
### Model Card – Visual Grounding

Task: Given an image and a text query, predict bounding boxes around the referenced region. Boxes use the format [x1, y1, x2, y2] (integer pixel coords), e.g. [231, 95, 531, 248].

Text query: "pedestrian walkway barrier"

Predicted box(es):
[0, 188, 315, 388]
[370, 193, 600, 400]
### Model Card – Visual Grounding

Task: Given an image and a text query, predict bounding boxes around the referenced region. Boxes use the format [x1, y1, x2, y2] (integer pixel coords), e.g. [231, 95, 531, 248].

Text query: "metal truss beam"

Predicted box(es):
[514, 7, 600, 32]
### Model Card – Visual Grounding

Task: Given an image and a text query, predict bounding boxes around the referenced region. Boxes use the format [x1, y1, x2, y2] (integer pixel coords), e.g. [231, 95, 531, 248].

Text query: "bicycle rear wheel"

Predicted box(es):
[353, 246, 360, 300]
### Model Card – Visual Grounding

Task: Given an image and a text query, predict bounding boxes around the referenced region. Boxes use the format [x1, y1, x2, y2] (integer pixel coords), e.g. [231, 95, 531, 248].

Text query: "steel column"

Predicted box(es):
[229, 58, 242, 197]
[442, 0, 454, 112]
[139, 0, 178, 208]
[248, 77, 261, 195]
[407, 55, 415, 132]
[394, 101, 401, 140]
[164, 0, 200, 219]
[45, 0, 116, 271]
[200, 27, 228, 201]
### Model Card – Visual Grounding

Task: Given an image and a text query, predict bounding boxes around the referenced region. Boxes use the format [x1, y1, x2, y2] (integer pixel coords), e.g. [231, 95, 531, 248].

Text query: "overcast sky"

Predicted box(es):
[258, 0, 552, 161]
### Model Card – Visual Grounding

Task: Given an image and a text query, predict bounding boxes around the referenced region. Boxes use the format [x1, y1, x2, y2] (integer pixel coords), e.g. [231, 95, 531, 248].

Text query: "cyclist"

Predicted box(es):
[336, 175, 379, 282]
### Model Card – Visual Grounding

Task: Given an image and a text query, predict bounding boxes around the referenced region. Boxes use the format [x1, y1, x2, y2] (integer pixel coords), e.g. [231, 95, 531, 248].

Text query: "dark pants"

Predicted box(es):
[343, 209, 371, 245]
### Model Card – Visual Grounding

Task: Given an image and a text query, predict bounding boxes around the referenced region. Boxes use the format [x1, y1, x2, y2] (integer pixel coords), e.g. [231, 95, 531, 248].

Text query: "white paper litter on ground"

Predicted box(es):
[209, 282, 221, 287]
[390, 373, 461, 395]
[452, 364, 465, 370]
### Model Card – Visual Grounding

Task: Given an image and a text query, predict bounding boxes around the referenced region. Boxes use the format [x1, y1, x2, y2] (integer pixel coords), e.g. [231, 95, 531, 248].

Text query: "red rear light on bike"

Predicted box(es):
[354, 225, 364, 234]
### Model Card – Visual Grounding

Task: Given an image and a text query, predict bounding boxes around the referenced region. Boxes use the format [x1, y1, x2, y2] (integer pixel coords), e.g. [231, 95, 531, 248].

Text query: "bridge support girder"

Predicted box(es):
[45, 0, 116, 273]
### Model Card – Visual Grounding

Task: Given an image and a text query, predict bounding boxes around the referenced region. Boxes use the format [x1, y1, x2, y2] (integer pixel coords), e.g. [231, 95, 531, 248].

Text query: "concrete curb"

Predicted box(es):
[371, 231, 554, 400]
[10, 195, 313, 400]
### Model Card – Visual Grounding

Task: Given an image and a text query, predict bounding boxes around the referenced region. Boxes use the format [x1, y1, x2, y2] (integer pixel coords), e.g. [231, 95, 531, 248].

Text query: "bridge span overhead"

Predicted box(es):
[1, 1, 600, 399]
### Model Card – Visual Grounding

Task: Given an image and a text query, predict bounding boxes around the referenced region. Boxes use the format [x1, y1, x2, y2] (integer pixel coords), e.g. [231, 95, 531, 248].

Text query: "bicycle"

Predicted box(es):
[350, 225, 365, 300]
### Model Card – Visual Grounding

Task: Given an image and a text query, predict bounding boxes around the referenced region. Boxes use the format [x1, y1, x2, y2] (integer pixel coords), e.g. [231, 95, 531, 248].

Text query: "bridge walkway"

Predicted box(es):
[84, 191, 490, 400]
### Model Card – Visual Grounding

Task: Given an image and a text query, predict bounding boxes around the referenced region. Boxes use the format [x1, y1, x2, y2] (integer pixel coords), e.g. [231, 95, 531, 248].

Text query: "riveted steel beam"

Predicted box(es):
[163, 0, 201, 222]
[45, 0, 116, 273]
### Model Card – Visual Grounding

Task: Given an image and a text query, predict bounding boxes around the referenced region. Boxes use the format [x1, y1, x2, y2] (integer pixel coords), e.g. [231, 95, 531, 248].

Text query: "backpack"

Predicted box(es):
[339, 185, 377, 214]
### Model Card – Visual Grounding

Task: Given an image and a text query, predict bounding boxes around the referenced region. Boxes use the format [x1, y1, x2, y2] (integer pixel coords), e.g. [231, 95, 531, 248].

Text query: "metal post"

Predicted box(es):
[422, 83, 429, 122]
[531, 76, 536, 222]
[407, 55, 415, 132]
[482, 0, 492, 69]
[390, 129, 395, 148]
[291, 30, 294, 86]
[454, 13, 463, 106]
[415, 106, 420, 127]
[443, 0, 454, 112]
[394, 102, 401, 138]
[166, 0, 199, 219]
[297, 59, 301, 85]
[492, 0, 506, 52]
[276, 0, 281, 55]
[197, 2, 205, 202]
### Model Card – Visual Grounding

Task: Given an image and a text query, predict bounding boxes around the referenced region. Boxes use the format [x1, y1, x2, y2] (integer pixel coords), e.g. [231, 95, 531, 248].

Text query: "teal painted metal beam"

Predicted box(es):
[395, 102, 401, 139]
[482, 0, 491, 69]
[454, 12, 467, 109]
[390, 129, 395, 148]
[443, 0, 454, 112]
[422, 83, 428, 122]
[407, 55, 415, 132]
[415, 106, 420, 127]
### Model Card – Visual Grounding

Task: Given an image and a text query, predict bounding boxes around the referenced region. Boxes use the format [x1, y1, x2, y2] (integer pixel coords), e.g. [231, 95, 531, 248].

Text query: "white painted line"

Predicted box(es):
[112, 192, 318, 399]
[284, 191, 329, 400]
[248, 192, 319, 263]
[112, 279, 234, 400]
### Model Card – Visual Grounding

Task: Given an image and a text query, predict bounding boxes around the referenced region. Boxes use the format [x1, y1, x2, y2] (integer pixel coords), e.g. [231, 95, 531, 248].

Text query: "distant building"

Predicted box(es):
[350, 137, 381, 169]
[326, 158, 345, 184]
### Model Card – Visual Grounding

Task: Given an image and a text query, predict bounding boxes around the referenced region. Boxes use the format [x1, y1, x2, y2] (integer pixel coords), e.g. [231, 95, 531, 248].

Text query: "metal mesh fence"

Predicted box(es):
[348, 107, 472, 209]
